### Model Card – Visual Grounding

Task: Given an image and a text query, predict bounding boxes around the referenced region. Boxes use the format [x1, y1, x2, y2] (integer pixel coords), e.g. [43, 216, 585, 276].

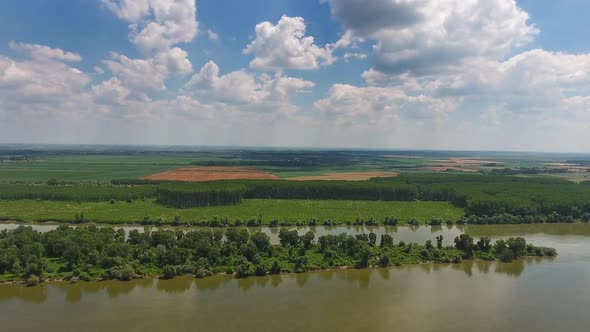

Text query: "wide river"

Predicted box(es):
[1, 223, 589, 332]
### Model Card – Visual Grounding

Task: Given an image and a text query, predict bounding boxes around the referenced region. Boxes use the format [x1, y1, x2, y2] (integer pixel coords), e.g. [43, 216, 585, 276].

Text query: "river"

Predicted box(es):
[1, 223, 589, 331]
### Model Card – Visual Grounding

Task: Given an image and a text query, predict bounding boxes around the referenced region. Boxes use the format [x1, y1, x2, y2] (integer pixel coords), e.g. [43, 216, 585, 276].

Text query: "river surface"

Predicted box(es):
[1, 223, 590, 332]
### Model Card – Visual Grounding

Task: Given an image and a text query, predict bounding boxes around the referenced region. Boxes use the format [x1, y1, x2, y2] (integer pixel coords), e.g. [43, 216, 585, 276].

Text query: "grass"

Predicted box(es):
[0, 155, 194, 182]
[0, 199, 463, 224]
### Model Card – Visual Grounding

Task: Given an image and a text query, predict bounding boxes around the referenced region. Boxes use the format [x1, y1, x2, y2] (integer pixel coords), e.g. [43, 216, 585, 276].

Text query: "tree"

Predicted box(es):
[236, 261, 252, 278]
[250, 232, 271, 252]
[454, 234, 474, 258]
[380, 234, 394, 248]
[476, 237, 492, 252]
[240, 242, 258, 261]
[254, 264, 266, 276]
[378, 254, 390, 267]
[368, 232, 377, 246]
[278, 229, 299, 247]
[161, 265, 177, 279]
[270, 261, 281, 275]
[301, 231, 315, 250]
[435, 235, 443, 249]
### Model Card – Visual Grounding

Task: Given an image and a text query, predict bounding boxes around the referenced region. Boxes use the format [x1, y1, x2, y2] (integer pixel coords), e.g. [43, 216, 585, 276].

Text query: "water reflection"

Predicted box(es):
[0, 255, 572, 305]
[156, 277, 192, 294]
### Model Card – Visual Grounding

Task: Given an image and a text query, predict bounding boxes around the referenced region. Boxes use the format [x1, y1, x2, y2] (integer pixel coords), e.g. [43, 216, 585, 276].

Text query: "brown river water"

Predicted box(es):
[1, 223, 589, 332]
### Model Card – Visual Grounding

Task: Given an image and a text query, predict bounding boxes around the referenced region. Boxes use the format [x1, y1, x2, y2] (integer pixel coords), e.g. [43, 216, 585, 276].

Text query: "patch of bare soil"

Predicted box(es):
[142, 166, 280, 182]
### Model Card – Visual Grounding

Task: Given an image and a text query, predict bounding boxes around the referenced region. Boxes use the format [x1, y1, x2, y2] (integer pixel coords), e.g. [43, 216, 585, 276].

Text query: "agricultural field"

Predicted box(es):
[2, 145, 590, 182]
[143, 166, 280, 181]
[0, 199, 463, 224]
[2, 146, 590, 227]
[288, 171, 398, 181]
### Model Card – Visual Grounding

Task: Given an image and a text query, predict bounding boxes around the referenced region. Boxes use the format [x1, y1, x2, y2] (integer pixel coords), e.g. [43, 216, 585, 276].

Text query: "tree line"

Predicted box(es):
[0, 225, 555, 286]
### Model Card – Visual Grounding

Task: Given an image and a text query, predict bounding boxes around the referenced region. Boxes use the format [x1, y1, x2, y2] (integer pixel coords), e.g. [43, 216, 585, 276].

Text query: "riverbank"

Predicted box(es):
[0, 225, 556, 286]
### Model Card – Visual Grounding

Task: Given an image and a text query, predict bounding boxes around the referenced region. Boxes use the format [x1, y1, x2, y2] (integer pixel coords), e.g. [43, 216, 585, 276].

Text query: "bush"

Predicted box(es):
[25, 275, 40, 287]
[161, 265, 177, 279]
[269, 261, 281, 275]
[378, 254, 390, 267]
[109, 264, 135, 281]
[195, 268, 213, 279]
[254, 264, 267, 276]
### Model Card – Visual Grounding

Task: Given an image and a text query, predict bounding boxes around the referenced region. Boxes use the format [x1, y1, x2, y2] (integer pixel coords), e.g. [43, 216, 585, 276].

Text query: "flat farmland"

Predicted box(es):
[0, 199, 463, 224]
[142, 166, 280, 181]
[288, 171, 398, 181]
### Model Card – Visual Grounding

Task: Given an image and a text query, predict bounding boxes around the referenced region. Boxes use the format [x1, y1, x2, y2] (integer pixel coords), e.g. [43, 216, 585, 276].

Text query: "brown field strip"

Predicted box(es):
[141, 166, 280, 182]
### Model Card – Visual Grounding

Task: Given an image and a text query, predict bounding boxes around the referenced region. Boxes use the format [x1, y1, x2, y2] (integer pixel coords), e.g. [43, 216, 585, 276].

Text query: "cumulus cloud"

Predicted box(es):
[102, 0, 198, 52]
[325, 0, 537, 76]
[0, 44, 90, 106]
[244, 15, 334, 71]
[9, 41, 82, 62]
[183, 60, 314, 110]
[103, 53, 167, 91]
[99, 0, 197, 102]
[91, 77, 131, 105]
[313, 84, 455, 123]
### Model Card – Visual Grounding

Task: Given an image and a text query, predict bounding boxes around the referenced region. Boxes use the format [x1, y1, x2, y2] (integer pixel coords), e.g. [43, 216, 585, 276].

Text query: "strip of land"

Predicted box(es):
[288, 171, 398, 181]
[142, 166, 280, 182]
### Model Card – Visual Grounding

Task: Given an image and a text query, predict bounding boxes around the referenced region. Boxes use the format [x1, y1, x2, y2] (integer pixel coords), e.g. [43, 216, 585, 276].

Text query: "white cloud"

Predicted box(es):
[207, 29, 219, 41]
[313, 84, 455, 124]
[0, 46, 90, 106]
[244, 15, 334, 71]
[325, 0, 537, 76]
[154, 47, 192, 75]
[100, 1, 196, 97]
[183, 60, 314, 110]
[100, 0, 150, 22]
[91, 77, 131, 105]
[103, 53, 167, 91]
[342, 52, 367, 61]
[102, 0, 198, 52]
[9, 41, 82, 62]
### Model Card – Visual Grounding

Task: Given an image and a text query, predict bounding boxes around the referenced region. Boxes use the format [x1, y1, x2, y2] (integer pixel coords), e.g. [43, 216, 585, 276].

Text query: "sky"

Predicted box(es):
[0, 0, 590, 152]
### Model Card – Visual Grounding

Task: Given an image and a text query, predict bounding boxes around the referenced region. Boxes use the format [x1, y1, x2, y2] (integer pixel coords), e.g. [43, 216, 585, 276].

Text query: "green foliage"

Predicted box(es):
[0, 183, 156, 202]
[157, 183, 246, 208]
[0, 226, 555, 283]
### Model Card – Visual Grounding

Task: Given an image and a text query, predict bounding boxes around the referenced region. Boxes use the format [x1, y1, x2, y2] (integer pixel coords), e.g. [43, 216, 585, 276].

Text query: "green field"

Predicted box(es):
[0, 155, 194, 182]
[0, 199, 463, 224]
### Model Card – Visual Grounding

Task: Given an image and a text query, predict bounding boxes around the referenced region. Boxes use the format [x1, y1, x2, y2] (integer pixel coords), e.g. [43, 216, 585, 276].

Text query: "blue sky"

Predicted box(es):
[1, 0, 589, 151]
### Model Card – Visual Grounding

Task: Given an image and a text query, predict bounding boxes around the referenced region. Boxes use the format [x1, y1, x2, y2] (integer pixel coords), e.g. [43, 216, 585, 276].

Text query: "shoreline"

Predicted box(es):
[0, 255, 551, 287]
[1, 219, 589, 228]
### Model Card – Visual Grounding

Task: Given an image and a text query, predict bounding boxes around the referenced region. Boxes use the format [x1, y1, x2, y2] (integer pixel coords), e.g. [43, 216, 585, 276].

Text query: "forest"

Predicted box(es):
[0, 225, 556, 285]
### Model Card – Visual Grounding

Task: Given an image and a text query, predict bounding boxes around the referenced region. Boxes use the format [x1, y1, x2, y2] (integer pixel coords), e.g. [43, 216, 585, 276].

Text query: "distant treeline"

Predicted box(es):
[486, 167, 569, 176]
[190, 160, 329, 167]
[0, 184, 156, 202]
[157, 183, 246, 208]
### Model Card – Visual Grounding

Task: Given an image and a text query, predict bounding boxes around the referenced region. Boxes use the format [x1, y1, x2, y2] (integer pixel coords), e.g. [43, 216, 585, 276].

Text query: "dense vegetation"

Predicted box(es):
[3, 172, 590, 224]
[0, 183, 156, 202]
[157, 183, 246, 208]
[0, 225, 556, 285]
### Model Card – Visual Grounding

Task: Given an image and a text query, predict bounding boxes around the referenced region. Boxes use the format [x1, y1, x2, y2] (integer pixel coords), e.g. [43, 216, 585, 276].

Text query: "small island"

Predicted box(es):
[0, 225, 556, 286]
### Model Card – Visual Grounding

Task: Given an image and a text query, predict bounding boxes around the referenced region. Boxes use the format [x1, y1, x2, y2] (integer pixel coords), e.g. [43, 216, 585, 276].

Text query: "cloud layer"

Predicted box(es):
[1, 0, 590, 151]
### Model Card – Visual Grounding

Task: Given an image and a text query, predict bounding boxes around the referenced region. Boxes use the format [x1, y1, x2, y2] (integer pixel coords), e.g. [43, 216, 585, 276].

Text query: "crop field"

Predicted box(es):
[142, 166, 280, 181]
[0, 155, 191, 182]
[288, 171, 399, 181]
[0, 199, 463, 224]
